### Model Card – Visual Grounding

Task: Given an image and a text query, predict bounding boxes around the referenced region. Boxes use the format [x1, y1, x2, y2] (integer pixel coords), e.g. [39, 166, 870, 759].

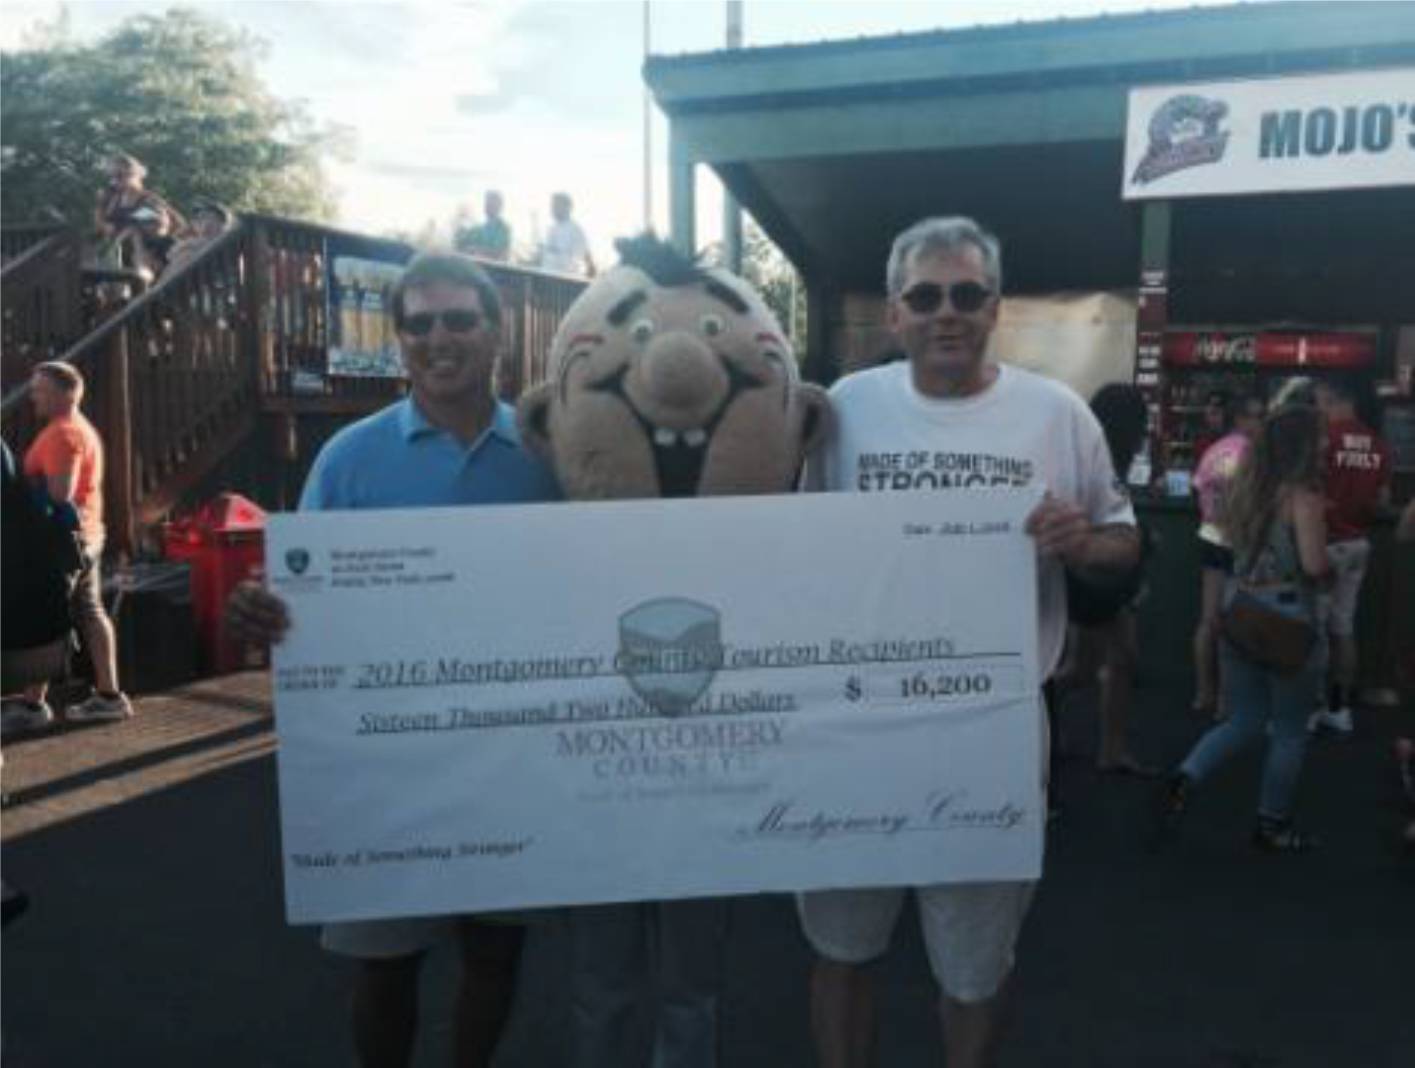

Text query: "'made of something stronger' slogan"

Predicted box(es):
[856, 451, 1035, 492]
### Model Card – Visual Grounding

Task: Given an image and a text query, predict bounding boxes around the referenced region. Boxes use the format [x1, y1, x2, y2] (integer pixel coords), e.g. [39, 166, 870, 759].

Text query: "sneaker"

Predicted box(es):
[1310, 707, 1354, 737]
[1252, 819, 1318, 853]
[65, 691, 134, 723]
[0, 698, 55, 732]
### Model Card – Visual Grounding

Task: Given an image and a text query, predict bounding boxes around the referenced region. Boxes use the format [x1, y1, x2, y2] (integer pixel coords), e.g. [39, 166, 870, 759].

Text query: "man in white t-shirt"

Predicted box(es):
[539, 192, 596, 277]
[800, 216, 1138, 1068]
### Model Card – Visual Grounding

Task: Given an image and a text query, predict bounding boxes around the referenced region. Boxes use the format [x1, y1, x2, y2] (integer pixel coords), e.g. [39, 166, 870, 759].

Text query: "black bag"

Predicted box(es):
[1065, 522, 1151, 627]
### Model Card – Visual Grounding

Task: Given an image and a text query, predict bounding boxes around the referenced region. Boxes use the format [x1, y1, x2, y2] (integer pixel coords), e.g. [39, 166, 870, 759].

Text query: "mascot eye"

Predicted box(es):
[699, 313, 725, 338]
[629, 318, 656, 344]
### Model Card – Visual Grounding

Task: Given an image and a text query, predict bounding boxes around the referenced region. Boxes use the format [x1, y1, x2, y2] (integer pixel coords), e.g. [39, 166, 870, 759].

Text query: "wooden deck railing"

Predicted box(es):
[1, 223, 65, 265]
[1, 230, 86, 447]
[2, 215, 588, 556]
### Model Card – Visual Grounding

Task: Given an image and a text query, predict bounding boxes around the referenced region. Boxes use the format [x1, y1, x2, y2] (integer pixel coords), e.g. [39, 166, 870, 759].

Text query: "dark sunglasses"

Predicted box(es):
[399, 310, 482, 337]
[899, 281, 992, 315]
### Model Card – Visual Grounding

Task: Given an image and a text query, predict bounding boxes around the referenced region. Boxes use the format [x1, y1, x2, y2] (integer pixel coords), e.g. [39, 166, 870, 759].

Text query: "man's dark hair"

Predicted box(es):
[1090, 383, 1149, 477]
[390, 252, 503, 330]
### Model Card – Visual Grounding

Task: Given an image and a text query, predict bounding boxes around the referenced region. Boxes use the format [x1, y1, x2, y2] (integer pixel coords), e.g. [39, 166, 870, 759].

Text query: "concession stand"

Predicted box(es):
[644, 2, 1415, 693]
[1122, 68, 1415, 500]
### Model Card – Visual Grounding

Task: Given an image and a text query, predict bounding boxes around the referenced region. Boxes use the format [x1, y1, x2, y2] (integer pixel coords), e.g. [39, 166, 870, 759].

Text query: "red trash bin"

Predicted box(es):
[163, 493, 269, 675]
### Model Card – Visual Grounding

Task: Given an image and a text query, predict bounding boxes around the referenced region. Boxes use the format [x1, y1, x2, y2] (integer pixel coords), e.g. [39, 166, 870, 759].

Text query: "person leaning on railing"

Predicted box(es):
[93, 152, 183, 281]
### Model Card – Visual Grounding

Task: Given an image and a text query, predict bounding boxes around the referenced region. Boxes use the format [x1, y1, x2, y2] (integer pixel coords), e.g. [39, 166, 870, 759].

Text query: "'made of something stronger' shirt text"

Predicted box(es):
[810, 361, 1134, 678]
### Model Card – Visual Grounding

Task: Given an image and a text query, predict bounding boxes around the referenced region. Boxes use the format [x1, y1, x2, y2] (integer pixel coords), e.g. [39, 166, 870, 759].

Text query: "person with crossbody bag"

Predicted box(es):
[1156, 403, 1332, 852]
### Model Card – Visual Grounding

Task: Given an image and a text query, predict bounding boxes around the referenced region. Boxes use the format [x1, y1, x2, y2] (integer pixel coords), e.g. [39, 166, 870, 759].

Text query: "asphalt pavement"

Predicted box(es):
[2, 666, 1412, 1067]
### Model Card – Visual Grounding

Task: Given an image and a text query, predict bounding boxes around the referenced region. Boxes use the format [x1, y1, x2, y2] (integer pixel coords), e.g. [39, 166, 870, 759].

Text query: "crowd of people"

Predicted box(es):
[4, 202, 1411, 1067]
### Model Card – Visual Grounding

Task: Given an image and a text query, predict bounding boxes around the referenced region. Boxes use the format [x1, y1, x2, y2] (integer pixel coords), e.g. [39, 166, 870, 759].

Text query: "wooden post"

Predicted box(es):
[106, 325, 136, 560]
[244, 221, 274, 394]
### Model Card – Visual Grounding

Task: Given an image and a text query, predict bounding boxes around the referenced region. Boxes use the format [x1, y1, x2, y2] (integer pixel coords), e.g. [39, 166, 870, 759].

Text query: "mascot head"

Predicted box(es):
[518, 234, 831, 499]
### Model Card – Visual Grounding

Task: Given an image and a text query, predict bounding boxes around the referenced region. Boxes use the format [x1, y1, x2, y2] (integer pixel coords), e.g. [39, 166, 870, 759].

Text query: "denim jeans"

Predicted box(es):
[1179, 639, 1323, 822]
[566, 898, 727, 1068]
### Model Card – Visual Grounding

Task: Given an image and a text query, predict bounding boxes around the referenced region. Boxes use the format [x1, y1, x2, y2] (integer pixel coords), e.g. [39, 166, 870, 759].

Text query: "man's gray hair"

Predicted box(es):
[885, 216, 1003, 297]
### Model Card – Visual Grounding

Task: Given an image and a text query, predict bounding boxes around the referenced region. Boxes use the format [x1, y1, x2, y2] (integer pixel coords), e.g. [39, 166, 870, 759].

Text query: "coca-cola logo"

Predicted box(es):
[1195, 334, 1256, 364]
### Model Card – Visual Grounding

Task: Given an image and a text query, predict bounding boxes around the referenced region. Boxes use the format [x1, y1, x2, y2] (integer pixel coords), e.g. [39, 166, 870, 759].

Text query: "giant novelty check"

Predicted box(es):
[268, 489, 1044, 924]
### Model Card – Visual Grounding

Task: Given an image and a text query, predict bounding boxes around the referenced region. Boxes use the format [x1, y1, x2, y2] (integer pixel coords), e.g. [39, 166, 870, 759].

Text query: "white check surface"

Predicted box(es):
[268, 490, 1043, 923]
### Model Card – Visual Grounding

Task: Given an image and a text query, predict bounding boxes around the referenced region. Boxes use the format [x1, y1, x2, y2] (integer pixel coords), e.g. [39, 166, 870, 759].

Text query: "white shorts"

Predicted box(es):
[1322, 538, 1370, 638]
[796, 880, 1037, 1003]
[320, 917, 457, 959]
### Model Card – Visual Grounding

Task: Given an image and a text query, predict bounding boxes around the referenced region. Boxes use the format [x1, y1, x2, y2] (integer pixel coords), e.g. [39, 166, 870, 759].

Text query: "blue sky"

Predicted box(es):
[1, 1, 1265, 260]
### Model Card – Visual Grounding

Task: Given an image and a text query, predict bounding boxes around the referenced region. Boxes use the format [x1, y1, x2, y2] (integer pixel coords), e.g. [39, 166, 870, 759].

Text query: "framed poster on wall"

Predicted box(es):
[327, 251, 407, 378]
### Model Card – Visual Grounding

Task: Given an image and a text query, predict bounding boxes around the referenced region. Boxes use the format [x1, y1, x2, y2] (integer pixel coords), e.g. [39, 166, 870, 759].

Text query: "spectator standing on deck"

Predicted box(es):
[538, 192, 595, 277]
[456, 190, 513, 262]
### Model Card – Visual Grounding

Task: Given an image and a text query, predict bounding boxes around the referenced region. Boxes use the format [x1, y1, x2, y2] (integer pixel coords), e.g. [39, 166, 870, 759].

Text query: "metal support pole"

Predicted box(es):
[669, 129, 696, 258]
[643, 0, 654, 232]
[721, 1, 744, 272]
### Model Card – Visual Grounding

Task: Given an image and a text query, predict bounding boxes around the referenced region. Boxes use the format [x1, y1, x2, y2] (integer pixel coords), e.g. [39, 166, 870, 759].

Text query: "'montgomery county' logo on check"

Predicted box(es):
[1132, 94, 1230, 185]
[285, 548, 311, 575]
[617, 597, 724, 716]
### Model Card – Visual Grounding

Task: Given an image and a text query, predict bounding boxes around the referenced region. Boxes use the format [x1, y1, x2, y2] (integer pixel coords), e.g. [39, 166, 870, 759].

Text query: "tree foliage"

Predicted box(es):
[740, 219, 806, 352]
[1, 8, 346, 228]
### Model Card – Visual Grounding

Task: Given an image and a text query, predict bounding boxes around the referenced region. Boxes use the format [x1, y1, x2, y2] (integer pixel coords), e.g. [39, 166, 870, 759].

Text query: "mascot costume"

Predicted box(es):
[518, 234, 830, 1067]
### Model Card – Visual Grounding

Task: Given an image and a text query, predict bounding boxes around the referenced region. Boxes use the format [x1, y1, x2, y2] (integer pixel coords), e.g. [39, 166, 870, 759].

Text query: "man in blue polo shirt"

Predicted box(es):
[228, 251, 558, 1068]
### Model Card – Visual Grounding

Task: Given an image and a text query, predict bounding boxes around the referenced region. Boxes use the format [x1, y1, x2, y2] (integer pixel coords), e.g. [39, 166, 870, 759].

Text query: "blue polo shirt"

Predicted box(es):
[299, 398, 561, 512]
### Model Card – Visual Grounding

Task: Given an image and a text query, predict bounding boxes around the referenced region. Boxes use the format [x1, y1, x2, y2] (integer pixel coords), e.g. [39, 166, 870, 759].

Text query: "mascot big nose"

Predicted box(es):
[629, 332, 727, 428]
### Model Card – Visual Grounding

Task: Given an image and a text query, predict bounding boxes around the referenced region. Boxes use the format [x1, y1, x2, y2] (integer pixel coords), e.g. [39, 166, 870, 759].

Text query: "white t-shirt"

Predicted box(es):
[540, 219, 591, 275]
[812, 360, 1135, 679]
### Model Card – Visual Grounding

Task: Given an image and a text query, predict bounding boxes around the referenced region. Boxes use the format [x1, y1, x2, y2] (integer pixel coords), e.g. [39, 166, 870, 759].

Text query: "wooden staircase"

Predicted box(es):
[2, 216, 587, 557]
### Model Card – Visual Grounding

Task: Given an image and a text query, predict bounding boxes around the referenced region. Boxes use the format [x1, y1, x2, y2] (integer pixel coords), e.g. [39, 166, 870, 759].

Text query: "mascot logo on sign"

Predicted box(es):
[285, 548, 310, 576]
[618, 598, 724, 716]
[1132, 93, 1230, 185]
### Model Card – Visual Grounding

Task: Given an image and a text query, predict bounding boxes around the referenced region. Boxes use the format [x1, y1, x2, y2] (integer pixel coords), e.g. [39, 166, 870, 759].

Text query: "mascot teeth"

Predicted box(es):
[682, 429, 708, 447]
[654, 427, 678, 446]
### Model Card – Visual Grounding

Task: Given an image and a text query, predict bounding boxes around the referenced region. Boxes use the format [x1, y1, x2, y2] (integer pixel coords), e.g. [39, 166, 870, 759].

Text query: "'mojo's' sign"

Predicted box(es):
[1123, 68, 1414, 199]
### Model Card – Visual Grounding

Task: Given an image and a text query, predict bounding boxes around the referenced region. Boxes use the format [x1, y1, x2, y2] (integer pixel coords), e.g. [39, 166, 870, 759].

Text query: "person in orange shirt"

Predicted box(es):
[13, 362, 131, 726]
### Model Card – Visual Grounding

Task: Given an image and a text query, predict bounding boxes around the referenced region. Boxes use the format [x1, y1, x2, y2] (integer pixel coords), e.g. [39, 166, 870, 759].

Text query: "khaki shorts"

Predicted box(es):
[1321, 537, 1370, 638]
[796, 879, 1037, 1003]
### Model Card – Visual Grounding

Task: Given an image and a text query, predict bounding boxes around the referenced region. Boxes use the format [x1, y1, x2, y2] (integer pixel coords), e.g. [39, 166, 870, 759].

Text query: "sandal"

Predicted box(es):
[1149, 772, 1191, 847]
[1252, 819, 1318, 853]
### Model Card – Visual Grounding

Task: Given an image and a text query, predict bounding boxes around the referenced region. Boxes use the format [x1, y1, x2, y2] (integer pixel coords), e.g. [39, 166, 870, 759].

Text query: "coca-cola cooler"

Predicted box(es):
[1156, 327, 1378, 480]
